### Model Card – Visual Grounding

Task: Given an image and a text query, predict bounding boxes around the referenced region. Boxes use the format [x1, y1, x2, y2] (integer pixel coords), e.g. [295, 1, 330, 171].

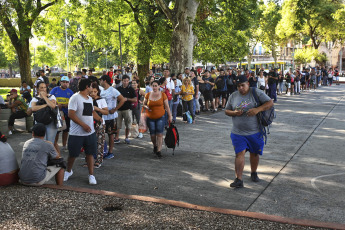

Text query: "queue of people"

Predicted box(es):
[0, 64, 340, 189]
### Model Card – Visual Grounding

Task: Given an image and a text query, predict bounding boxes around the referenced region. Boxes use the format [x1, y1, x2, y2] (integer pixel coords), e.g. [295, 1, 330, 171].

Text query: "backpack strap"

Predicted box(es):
[251, 87, 268, 144]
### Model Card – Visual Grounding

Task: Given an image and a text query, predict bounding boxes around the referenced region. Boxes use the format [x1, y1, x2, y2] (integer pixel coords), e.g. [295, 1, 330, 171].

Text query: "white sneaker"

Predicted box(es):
[88, 175, 97, 185]
[61, 146, 68, 152]
[63, 170, 73, 181]
[8, 130, 12, 135]
[138, 133, 143, 138]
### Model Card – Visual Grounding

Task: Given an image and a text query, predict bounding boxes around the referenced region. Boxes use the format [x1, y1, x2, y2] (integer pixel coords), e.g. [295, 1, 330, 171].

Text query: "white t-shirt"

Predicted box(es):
[68, 93, 95, 136]
[34, 77, 44, 87]
[166, 77, 175, 94]
[176, 79, 182, 88]
[94, 98, 107, 125]
[100, 86, 121, 120]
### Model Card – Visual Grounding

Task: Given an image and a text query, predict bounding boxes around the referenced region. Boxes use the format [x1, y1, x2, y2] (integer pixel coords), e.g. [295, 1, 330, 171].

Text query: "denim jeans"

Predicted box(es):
[268, 83, 277, 102]
[172, 102, 178, 121]
[278, 82, 284, 94]
[182, 100, 195, 121]
[294, 81, 301, 93]
[45, 122, 58, 144]
[147, 116, 165, 135]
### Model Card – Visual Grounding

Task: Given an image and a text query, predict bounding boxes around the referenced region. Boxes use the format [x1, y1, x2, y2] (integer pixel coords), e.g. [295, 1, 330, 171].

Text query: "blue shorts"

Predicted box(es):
[68, 132, 97, 158]
[147, 116, 165, 135]
[230, 132, 264, 155]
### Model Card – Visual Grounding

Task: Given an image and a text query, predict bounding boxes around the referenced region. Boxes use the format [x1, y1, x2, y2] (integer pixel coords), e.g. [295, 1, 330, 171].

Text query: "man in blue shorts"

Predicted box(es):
[225, 75, 273, 188]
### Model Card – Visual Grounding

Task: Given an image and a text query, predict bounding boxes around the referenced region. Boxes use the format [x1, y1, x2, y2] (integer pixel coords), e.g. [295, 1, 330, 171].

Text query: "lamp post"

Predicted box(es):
[106, 50, 108, 69]
[111, 22, 130, 74]
[65, 19, 69, 72]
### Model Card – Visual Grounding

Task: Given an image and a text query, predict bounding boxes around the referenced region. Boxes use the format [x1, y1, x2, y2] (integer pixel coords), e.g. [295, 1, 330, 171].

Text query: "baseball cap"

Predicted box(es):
[8, 89, 17, 94]
[61, 76, 70, 82]
[211, 66, 216, 70]
[99, 75, 111, 85]
[236, 75, 248, 85]
[32, 123, 46, 137]
[185, 67, 190, 70]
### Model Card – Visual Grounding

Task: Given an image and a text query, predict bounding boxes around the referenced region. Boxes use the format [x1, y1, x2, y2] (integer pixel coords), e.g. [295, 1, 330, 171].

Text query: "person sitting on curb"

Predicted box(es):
[6, 89, 28, 135]
[0, 132, 19, 186]
[19, 123, 64, 186]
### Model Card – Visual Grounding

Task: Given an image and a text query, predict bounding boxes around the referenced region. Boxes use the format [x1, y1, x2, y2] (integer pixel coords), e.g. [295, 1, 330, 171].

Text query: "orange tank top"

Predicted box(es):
[145, 92, 167, 120]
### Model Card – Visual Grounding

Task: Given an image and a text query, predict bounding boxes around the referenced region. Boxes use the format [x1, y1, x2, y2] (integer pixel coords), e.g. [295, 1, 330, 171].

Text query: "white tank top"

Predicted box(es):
[258, 76, 265, 87]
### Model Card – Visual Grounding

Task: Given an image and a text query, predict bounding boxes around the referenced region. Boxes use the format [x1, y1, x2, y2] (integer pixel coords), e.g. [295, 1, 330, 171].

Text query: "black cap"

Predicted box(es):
[99, 75, 111, 85]
[236, 75, 248, 85]
[32, 123, 46, 137]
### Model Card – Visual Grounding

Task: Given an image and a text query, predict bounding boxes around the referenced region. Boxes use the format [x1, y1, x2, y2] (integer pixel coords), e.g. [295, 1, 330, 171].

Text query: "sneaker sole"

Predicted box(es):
[230, 184, 243, 188]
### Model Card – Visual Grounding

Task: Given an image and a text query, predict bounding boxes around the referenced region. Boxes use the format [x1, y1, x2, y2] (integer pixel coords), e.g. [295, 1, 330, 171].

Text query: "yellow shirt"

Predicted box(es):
[181, 84, 194, 101]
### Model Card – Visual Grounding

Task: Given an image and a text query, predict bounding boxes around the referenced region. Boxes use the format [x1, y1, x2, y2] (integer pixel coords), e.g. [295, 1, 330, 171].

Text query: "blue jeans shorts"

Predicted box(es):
[230, 132, 264, 155]
[68, 132, 97, 158]
[147, 116, 165, 135]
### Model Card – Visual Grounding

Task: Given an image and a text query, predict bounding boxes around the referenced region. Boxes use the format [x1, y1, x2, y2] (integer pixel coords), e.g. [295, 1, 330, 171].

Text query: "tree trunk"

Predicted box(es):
[137, 28, 155, 87]
[137, 34, 152, 86]
[169, 0, 199, 74]
[15, 39, 33, 86]
[9, 65, 13, 79]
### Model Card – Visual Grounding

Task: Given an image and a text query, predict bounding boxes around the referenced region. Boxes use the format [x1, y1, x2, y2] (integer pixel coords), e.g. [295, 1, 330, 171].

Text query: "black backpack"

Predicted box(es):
[215, 76, 225, 90]
[34, 96, 57, 125]
[251, 88, 276, 144]
[165, 123, 179, 155]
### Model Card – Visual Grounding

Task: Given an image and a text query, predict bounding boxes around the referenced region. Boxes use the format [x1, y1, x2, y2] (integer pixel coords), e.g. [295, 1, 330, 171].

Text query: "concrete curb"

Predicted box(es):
[43, 184, 345, 230]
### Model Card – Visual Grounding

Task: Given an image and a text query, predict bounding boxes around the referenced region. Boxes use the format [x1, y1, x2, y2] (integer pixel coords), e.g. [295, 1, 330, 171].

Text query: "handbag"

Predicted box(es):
[138, 107, 147, 133]
[57, 109, 67, 131]
[130, 124, 139, 137]
[47, 158, 67, 169]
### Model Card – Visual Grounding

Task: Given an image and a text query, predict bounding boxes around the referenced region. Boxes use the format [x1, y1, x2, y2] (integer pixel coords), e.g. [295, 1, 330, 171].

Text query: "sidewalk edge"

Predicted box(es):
[42, 185, 345, 230]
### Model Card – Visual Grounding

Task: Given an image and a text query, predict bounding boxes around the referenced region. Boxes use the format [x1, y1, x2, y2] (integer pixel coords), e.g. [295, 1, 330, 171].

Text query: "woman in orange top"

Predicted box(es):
[180, 77, 195, 123]
[143, 80, 172, 158]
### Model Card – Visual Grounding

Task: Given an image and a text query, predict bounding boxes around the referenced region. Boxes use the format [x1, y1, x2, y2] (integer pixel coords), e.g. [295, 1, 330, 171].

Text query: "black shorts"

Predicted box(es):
[212, 89, 217, 99]
[215, 91, 227, 98]
[105, 119, 117, 135]
[68, 133, 97, 158]
[203, 90, 213, 101]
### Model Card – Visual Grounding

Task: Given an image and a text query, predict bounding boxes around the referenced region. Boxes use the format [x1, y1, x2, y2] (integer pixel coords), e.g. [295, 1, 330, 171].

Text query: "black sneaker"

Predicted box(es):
[230, 178, 243, 188]
[156, 151, 162, 158]
[153, 146, 157, 154]
[251, 172, 260, 182]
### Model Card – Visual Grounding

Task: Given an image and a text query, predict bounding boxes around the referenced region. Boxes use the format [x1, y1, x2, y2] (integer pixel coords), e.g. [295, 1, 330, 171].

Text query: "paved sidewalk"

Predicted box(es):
[5, 85, 345, 228]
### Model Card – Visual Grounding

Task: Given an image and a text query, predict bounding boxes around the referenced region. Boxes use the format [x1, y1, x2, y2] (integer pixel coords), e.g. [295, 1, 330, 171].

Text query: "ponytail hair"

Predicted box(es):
[0, 132, 7, 143]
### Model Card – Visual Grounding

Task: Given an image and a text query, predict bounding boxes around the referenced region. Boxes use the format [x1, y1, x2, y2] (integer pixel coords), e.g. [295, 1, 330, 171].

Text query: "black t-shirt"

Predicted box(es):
[248, 76, 258, 87]
[42, 76, 49, 85]
[268, 72, 276, 85]
[285, 74, 291, 83]
[117, 86, 136, 111]
[191, 77, 199, 96]
[202, 76, 214, 91]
